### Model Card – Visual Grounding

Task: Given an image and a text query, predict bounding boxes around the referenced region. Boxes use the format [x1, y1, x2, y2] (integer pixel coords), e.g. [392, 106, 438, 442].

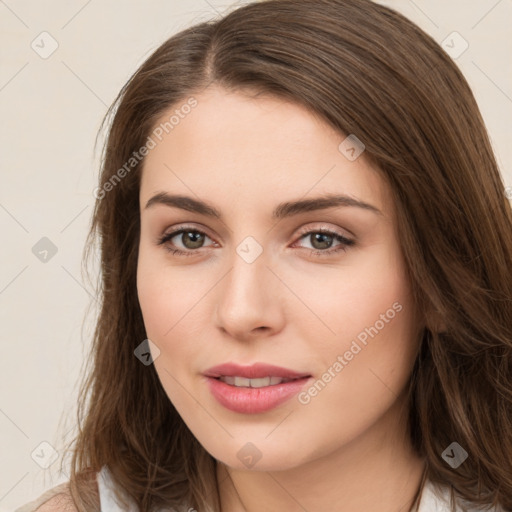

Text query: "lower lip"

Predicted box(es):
[205, 376, 311, 414]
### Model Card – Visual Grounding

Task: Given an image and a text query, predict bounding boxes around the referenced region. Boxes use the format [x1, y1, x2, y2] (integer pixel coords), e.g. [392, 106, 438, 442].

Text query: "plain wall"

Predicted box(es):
[1, 0, 510, 509]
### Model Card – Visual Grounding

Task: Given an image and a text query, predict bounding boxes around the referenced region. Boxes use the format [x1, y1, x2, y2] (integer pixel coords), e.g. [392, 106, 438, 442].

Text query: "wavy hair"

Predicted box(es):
[60, 0, 512, 510]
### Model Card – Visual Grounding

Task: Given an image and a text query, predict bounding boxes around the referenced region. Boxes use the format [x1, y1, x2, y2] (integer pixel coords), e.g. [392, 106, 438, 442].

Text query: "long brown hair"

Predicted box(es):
[60, 0, 512, 510]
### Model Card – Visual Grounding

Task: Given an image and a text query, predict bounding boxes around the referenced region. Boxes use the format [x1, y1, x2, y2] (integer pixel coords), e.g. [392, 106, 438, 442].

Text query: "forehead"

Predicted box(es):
[139, 86, 390, 219]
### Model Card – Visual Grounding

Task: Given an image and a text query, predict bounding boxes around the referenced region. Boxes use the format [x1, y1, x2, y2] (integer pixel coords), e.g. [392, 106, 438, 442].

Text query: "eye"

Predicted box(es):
[156, 226, 215, 257]
[292, 226, 355, 257]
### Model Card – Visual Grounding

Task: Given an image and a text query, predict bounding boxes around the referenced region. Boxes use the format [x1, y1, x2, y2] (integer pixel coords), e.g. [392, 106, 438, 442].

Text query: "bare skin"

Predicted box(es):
[137, 85, 427, 511]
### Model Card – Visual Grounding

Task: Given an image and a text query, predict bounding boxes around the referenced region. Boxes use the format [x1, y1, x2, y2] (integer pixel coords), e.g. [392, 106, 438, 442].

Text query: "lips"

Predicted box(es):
[203, 362, 311, 380]
[203, 362, 312, 414]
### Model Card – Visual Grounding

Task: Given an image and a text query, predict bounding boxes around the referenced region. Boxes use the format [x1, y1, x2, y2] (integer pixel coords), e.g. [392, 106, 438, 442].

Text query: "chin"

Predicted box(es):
[204, 437, 311, 473]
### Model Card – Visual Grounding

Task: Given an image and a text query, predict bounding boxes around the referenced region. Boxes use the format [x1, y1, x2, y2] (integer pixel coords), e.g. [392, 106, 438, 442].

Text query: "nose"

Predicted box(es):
[214, 244, 285, 341]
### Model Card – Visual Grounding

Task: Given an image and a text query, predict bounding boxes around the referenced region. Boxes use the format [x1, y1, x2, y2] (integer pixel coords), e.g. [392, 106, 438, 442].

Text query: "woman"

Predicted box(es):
[16, 0, 512, 510]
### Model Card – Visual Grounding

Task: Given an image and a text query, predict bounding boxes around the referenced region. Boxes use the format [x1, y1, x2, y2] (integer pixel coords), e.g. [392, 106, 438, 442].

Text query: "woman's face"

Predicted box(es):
[137, 85, 422, 471]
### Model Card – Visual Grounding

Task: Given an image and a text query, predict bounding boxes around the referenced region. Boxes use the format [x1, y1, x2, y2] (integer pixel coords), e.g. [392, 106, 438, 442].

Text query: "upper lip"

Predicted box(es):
[203, 362, 311, 380]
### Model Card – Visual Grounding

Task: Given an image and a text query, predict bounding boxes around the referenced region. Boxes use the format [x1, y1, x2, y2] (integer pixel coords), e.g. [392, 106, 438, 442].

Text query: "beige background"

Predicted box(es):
[1, 0, 511, 509]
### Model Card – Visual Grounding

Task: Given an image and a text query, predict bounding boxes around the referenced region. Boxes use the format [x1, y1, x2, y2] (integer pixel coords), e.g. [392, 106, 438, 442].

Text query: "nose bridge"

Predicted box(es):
[225, 235, 270, 306]
[214, 232, 282, 336]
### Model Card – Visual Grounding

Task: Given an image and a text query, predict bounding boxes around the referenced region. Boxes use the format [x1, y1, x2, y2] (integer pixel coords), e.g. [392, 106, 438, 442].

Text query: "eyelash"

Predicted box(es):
[156, 225, 355, 258]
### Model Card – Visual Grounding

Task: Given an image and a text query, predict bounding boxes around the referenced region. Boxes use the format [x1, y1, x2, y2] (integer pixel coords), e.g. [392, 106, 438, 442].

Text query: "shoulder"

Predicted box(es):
[14, 482, 77, 512]
[31, 492, 77, 512]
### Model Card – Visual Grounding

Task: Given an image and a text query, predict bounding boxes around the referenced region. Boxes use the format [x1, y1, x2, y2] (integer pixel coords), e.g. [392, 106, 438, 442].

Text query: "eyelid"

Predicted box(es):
[294, 223, 353, 241]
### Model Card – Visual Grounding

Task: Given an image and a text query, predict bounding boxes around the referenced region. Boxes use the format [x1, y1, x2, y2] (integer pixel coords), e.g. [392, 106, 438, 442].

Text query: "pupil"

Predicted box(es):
[312, 233, 332, 250]
[183, 232, 204, 249]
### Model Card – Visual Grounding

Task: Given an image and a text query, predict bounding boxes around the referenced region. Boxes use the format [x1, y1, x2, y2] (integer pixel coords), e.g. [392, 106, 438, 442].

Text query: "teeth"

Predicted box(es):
[219, 376, 292, 387]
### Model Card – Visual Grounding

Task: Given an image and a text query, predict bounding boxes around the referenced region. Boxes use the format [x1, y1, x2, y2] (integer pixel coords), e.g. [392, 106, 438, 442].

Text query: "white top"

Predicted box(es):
[14, 464, 506, 512]
[96, 465, 505, 512]
[96, 466, 188, 512]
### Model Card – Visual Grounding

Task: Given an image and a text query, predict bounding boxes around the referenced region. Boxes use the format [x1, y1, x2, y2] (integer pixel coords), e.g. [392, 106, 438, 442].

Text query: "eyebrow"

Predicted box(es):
[144, 192, 382, 219]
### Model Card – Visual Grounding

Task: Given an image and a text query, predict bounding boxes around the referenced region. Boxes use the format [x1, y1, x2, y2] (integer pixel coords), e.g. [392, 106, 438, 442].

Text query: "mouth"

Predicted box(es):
[203, 363, 312, 414]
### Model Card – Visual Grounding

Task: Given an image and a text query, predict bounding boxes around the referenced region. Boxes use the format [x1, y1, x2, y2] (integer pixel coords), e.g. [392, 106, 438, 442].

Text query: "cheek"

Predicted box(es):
[288, 245, 412, 348]
[136, 248, 217, 408]
[294, 268, 417, 448]
[136, 247, 206, 341]
[137, 261, 171, 339]
[296, 246, 418, 406]
[323, 279, 416, 403]
[136, 252, 206, 408]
